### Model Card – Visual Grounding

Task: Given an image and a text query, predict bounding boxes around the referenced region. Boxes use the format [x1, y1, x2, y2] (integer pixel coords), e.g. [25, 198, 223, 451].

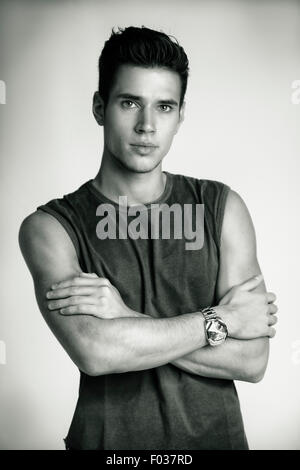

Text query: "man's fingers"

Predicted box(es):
[60, 305, 98, 316]
[268, 303, 278, 314]
[268, 327, 276, 338]
[47, 286, 98, 299]
[48, 295, 98, 310]
[51, 276, 110, 290]
[266, 292, 277, 303]
[80, 272, 99, 278]
[239, 274, 264, 292]
[268, 314, 278, 326]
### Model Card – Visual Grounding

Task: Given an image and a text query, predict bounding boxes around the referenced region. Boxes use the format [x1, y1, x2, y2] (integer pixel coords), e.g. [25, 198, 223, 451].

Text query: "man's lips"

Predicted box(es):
[130, 143, 158, 148]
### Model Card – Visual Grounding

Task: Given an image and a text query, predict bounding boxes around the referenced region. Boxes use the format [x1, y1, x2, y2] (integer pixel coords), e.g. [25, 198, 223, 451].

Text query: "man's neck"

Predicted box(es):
[92, 152, 167, 207]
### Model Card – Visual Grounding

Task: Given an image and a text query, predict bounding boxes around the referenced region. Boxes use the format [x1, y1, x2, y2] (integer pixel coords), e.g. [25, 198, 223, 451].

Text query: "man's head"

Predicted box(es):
[93, 26, 189, 174]
[98, 26, 189, 109]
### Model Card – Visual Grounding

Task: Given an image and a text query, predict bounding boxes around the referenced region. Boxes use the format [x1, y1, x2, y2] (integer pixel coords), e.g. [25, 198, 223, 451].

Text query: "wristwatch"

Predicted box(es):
[201, 307, 228, 347]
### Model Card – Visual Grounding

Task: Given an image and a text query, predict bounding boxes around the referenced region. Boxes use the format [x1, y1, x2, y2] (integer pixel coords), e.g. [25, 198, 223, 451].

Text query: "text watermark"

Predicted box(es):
[96, 197, 205, 251]
[0, 340, 6, 365]
[291, 80, 300, 104]
[291, 339, 300, 365]
[0, 80, 6, 104]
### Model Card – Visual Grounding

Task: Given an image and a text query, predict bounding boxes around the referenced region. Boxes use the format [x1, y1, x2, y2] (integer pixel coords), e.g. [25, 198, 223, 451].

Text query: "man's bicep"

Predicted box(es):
[170, 190, 270, 381]
[216, 189, 267, 301]
[215, 189, 269, 377]
[19, 210, 99, 373]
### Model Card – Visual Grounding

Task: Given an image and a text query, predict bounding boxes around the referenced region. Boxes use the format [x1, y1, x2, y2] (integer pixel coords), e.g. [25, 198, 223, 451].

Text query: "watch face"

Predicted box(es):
[207, 319, 228, 346]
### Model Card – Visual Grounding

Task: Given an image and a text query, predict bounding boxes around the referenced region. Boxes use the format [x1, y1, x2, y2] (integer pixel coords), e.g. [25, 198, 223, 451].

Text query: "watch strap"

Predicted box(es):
[201, 306, 219, 321]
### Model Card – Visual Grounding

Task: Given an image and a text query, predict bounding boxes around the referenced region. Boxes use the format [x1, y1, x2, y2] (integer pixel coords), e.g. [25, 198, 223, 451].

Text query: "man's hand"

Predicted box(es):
[47, 272, 278, 341]
[46, 272, 134, 319]
[215, 274, 278, 340]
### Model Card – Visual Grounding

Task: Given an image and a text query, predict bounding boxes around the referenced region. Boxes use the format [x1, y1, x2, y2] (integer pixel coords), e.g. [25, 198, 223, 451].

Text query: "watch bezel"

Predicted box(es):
[205, 317, 228, 347]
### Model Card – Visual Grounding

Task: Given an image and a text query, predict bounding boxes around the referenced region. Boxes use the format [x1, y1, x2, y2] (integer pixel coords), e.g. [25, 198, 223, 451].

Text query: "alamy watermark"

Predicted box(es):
[0, 340, 6, 365]
[0, 80, 6, 104]
[291, 80, 300, 104]
[96, 197, 205, 251]
[291, 339, 300, 365]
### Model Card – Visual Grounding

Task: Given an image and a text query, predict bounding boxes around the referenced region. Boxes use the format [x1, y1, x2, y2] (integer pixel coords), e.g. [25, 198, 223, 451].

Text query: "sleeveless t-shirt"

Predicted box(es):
[37, 171, 248, 450]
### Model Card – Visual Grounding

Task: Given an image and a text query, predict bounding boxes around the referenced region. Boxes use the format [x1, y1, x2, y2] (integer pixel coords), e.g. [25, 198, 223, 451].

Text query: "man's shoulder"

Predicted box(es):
[221, 188, 256, 250]
[19, 209, 81, 287]
[169, 172, 231, 204]
[19, 210, 73, 256]
[224, 189, 253, 222]
[38, 179, 92, 207]
[33, 179, 92, 229]
[168, 171, 229, 188]
[19, 180, 93, 265]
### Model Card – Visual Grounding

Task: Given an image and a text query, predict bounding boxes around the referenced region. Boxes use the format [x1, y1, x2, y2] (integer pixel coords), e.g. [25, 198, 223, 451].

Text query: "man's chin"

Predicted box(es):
[118, 156, 162, 174]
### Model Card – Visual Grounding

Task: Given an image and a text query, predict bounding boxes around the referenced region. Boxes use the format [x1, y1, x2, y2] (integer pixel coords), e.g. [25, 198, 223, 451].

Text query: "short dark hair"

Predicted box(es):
[98, 26, 189, 108]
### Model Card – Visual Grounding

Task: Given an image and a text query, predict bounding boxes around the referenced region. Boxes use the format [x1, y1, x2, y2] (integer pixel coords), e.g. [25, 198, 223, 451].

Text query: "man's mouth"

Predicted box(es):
[130, 143, 158, 148]
[130, 143, 158, 155]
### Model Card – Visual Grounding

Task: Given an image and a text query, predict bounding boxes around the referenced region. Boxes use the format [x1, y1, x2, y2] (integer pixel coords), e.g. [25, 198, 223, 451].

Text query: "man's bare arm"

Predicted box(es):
[169, 337, 268, 382]
[169, 190, 277, 382]
[19, 211, 208, 376]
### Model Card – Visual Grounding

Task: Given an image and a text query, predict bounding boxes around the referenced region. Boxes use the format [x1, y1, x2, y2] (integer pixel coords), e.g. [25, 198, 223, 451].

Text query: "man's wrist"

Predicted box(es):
[213, 305, 235, 338]
[200, 307, 228, 346]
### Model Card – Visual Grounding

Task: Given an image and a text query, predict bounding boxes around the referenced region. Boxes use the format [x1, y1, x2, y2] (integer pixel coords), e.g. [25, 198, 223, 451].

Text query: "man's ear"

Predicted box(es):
[93, 91, 105, 126]
[175, 101, 185, 134]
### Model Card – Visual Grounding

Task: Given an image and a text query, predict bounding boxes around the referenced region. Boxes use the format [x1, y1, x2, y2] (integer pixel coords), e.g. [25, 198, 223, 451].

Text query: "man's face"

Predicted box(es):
[99, 64, 184, 173]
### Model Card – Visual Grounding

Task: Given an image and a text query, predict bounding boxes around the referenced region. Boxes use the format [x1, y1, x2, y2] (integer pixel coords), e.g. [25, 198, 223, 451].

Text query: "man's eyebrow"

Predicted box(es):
[116, 93, 179, 106]
[158, 99, 179, 107]
[116, 93, 141, 101]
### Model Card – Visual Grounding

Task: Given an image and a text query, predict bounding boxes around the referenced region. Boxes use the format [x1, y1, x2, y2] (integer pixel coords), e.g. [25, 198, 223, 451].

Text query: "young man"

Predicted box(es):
[19, 26, 278, 450]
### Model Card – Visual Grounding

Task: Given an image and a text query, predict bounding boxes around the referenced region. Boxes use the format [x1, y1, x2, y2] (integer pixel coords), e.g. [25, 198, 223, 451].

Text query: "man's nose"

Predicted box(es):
[134, 107, 156, 133]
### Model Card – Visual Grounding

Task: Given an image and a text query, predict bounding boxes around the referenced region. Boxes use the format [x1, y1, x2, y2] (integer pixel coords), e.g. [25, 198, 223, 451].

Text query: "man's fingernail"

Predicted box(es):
[60, 309, 65, 314]
[51, 284, 57, 289]
[254, 274, 263, 280]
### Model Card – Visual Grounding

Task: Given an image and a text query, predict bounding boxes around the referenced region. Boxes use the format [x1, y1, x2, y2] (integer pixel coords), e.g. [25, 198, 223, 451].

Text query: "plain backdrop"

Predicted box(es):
[0, 0, 299, 450]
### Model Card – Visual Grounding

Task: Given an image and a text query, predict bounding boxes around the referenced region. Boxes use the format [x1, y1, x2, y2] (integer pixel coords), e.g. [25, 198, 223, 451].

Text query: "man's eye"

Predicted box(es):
[159, 105, 172, 112]
[122, 100, 136, 109]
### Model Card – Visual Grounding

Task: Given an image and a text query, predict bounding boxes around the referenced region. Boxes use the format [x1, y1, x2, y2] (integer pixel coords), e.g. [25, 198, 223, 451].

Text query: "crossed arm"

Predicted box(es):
[19, 190, 273, 382]
[170, 189, 270, 382]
